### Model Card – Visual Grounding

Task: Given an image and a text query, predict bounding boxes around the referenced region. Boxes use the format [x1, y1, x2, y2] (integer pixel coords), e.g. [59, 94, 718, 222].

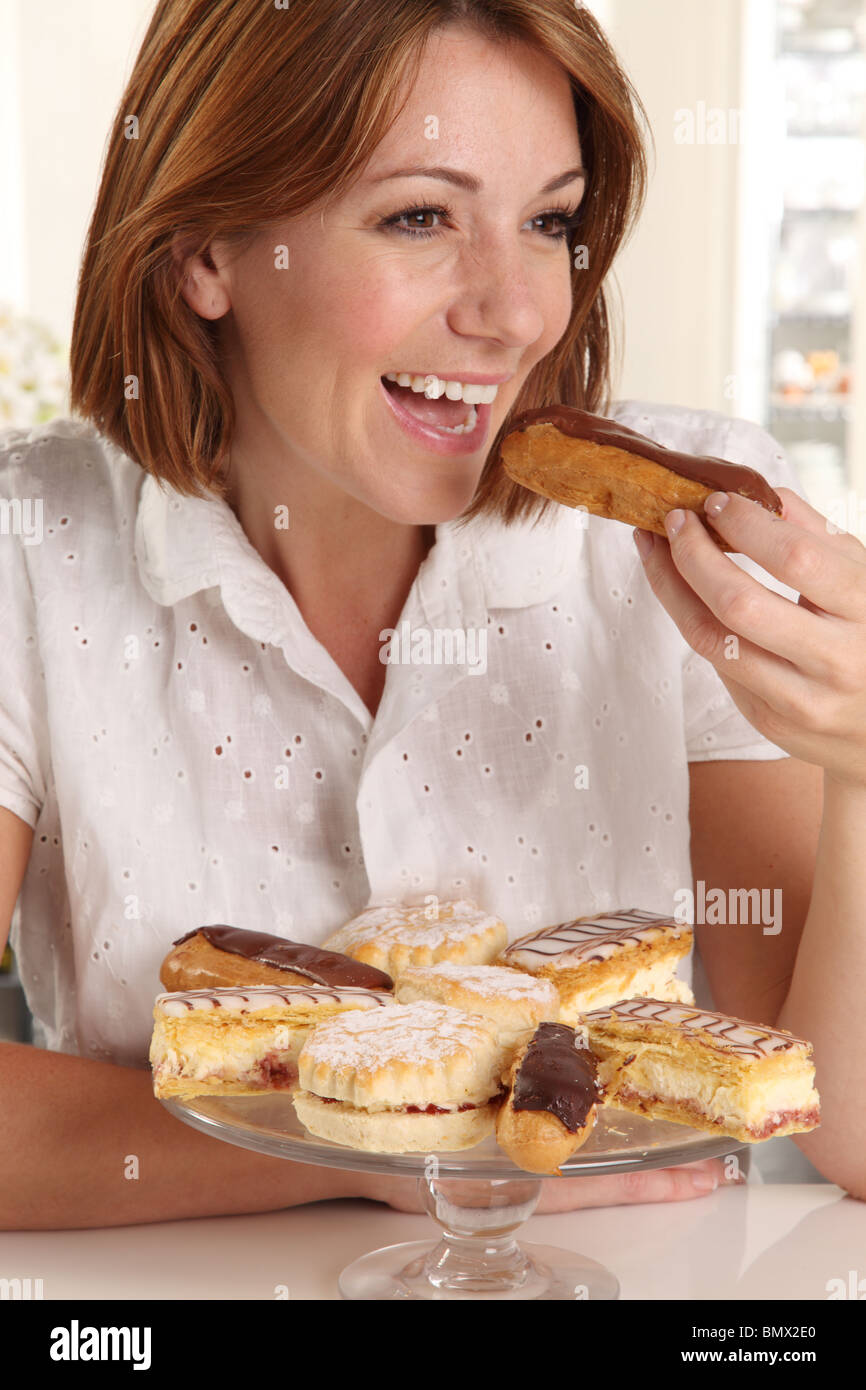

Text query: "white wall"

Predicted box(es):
[582, 0, 612, 25]
[851, 40, 866, 497]
[2, 0, 155, 347]
[602, 0, 748, 416]
[0, 0, 26, 316]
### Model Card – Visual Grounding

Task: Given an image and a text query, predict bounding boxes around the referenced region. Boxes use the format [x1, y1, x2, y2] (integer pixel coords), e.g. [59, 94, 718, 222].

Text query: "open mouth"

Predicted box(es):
[381, 376, 478, 434]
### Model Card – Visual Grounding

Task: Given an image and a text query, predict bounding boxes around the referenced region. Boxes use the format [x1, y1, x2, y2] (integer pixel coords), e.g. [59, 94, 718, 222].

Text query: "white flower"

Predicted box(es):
[0, 302, 70, 428]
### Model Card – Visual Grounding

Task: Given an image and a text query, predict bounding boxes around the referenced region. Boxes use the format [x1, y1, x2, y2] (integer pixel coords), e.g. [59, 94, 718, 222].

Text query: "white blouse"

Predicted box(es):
[0, 401, 803, 1066]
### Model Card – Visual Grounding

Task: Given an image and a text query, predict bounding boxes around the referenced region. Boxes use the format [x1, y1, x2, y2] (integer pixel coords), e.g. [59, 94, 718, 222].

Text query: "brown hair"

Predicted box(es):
[69, 0, 650, 527]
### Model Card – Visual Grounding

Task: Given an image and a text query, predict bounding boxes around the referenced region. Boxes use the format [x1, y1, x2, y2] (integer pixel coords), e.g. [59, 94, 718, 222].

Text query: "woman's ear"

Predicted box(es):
[171, 231, 232, 320]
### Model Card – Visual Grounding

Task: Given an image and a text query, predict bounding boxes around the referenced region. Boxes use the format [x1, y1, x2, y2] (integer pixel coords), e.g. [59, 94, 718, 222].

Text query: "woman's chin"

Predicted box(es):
[381, 482, 484, 528]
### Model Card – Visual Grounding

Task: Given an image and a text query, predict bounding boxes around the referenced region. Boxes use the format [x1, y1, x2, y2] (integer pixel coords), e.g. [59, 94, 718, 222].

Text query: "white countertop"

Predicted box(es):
[0, 1181, 858, 1300]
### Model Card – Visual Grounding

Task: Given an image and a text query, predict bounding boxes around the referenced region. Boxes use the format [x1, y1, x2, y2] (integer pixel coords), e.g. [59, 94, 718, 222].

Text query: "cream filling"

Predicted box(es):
[299, 1093, 493, 1115]
[299, 1075, 502, 1110]
[600, 1051, 818, 1126]
[151, 1023, 304, 1081]
[557, 960, 692, 1022]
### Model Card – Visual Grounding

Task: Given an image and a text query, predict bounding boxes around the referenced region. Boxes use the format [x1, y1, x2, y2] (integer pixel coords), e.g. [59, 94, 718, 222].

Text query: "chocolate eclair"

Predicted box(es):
[495, 1021, 601, 1174]
[499, 406, 783, 551]
[159, 924, 394, 994]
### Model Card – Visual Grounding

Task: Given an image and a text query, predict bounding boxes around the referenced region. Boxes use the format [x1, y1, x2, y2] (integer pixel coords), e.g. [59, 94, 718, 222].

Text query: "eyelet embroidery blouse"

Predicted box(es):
[0, 401, 800, 1065]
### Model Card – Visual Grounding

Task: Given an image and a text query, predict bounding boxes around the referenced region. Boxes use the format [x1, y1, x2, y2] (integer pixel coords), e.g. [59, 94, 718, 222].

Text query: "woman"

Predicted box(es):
[0, 0, 862, 1231]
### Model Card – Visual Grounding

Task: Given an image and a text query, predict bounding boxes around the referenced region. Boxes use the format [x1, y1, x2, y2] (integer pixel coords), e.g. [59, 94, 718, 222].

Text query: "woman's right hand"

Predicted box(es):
[356, 1156, 741, 1214]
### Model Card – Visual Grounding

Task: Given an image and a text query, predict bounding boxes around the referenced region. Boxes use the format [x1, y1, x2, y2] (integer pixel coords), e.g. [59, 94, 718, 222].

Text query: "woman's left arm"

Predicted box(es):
[637, 486, 866, 1198]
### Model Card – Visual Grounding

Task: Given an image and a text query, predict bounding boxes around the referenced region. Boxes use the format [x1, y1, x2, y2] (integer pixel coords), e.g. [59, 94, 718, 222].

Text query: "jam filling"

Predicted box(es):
[614, 1085, 820, 1137]
[318, 1098, 482, 1113]
[317, 1088, 507, 1114]
[254, 1054, 298, 1088]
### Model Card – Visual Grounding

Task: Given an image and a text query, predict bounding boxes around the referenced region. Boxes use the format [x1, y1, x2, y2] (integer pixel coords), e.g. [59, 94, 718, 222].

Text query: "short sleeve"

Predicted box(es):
[0, 434, 50, 827]
[683, 417, 806, 764]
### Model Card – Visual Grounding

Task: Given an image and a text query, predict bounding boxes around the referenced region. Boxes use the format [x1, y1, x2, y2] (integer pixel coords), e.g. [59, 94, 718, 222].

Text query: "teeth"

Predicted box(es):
[432, 403, 478, 435]
[384, 372, 498, 405]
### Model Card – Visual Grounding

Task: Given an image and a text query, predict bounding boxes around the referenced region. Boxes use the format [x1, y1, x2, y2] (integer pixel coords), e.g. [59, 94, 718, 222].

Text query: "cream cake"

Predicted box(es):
[394, 962, 560, 1057]
[582, 997, 821, 1142]
[498, 908, 694, 1020]
[149, 985, 392, 1099]
[322, 899, 508, 977]
[292, 1000, 509, 1152]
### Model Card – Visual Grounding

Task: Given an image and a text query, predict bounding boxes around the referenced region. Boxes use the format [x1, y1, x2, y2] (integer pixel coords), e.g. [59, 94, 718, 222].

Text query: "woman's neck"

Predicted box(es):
[224, 460, 437, 717]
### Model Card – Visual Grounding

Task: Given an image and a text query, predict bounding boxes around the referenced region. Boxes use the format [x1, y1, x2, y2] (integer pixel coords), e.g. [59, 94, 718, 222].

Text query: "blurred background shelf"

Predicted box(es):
[763, 0, 865, 522]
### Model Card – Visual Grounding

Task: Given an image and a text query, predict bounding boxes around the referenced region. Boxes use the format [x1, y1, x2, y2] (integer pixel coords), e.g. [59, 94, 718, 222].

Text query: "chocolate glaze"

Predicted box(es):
[512, 1021, 600, 1132]
[503, 406, 783, 513]
[171, 924, 393, 991]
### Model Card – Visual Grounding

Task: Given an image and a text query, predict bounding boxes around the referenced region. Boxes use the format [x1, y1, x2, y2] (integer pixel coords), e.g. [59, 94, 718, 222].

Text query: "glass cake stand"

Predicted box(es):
[162, 1093, 743, 1300]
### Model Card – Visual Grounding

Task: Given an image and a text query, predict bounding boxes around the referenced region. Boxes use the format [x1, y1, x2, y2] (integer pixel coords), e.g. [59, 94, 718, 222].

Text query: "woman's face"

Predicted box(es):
[212, 23, 585, 526]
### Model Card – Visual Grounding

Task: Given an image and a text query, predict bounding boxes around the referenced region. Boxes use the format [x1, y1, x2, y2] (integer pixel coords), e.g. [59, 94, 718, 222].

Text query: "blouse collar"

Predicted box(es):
[134, 467, 581, 734]
[134, 470, 581, 633]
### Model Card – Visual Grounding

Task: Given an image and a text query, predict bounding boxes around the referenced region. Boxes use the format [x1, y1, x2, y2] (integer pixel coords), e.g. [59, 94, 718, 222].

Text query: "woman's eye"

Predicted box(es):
[532, 210, 581, 240]
[380, 205, 581, 242]
[388, 206, 445, 239]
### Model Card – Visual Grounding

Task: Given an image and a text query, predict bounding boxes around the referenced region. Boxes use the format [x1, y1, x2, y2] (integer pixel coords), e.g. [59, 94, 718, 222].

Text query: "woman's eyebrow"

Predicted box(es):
[368, 165, 586, 194]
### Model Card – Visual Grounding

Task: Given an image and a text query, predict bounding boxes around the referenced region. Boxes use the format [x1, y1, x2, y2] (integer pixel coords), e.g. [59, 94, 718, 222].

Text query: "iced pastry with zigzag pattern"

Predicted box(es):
[583, 997, 820, 1143]
[498, 908, 694, 1022]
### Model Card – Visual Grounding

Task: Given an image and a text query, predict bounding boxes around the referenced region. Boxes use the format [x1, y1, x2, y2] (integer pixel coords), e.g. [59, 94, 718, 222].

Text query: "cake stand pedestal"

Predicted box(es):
[162, 1095, 742, 1301]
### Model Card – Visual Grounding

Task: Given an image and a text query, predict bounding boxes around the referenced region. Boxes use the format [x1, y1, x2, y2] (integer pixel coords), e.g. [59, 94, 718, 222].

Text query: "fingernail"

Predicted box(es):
[664, 509, 686, 539]
[705, 491, 730, 518]
[633, 528, 655, 559]
[692, 1171, 718, 1192]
